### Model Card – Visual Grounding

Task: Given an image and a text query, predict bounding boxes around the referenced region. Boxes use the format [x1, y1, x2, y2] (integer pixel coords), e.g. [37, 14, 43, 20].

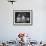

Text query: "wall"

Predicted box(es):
[0, 0, 46, 42]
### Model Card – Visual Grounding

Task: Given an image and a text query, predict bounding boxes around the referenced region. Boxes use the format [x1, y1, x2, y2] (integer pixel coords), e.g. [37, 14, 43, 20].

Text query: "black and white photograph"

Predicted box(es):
[13, 10, 32, 25]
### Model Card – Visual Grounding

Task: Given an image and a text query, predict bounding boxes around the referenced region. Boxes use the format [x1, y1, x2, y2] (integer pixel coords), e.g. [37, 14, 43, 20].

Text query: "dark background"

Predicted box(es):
[15, 12, 30, 23]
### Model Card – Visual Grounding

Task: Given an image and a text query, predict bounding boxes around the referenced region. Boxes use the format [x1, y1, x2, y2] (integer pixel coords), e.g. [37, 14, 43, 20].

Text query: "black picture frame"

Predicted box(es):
[13, 10, 33, 26]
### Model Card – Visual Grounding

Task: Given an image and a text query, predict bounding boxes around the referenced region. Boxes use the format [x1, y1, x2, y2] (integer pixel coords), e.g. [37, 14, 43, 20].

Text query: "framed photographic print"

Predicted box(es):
[13, 10, 33, 25]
